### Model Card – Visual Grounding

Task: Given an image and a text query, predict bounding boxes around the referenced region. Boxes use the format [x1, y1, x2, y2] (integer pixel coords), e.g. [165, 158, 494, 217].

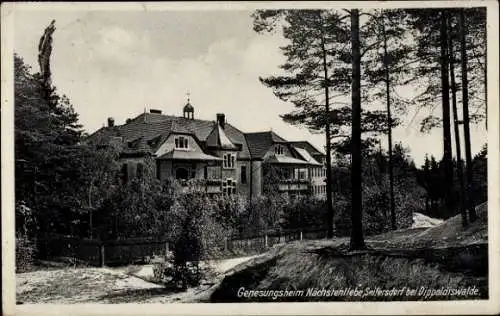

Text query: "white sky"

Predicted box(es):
[13, 8, 487, 166]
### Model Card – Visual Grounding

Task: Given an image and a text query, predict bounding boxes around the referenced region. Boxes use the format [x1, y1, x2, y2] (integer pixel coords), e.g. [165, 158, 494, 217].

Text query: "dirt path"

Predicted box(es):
[16, 255, 261, 304]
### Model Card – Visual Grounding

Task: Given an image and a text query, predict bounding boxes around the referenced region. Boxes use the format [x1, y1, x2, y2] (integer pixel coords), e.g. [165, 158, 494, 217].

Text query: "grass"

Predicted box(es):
[208, 203, 489, 302]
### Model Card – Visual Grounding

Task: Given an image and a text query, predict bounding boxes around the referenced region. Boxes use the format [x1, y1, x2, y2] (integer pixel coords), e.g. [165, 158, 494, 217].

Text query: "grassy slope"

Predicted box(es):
[206, 203, 488, 302]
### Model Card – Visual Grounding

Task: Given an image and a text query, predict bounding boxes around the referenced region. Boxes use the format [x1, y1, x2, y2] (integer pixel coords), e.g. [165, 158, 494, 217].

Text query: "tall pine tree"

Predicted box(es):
[252, 9, 386, 238]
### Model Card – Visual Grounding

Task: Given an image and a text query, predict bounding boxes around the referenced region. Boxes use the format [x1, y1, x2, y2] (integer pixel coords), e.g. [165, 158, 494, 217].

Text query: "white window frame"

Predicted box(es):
[175, 136, 189, 149]
[275, 145, 284, 155]
[223, 153, 236, 169]
[298, 169, 306, 180]
[222, 178, 237, 196]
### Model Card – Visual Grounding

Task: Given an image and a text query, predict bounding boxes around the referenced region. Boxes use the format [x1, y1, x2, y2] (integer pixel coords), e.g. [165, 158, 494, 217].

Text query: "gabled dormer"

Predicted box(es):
[206, 113, 238, 150]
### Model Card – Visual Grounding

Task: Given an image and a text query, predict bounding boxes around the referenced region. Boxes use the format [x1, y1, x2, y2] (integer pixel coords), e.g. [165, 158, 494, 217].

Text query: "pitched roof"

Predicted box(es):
[244, 131, 288, 159]
[288, 141, 325, 156]
[87, 112, 251, 158]
[265, 154, 313, 165]
[157, 149, 221, 161]
[206, 123, 238, 150]
[292, 147, 322, 166]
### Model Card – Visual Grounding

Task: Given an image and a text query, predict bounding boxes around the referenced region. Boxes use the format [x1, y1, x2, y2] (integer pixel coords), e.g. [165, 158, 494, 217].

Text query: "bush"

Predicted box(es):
[167, 191, 227, 288]
[282, 196, 328, 230]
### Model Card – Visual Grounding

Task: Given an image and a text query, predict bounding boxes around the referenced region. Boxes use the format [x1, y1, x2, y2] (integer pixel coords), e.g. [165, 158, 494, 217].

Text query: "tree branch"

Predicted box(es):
[361, 40, 382, 58]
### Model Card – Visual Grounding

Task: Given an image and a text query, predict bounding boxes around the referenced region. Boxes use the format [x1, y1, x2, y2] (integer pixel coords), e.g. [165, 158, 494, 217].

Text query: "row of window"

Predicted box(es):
[312, 185, 326, 195]
[223, 153, 236, 169]
[175, 136, 189, 149]
[124, 161, 316, 187]
[278, 168, 307, 180]
[222, 178, 237, 196]
[274, 145, 285, 155]
[312, 167, 326, 178]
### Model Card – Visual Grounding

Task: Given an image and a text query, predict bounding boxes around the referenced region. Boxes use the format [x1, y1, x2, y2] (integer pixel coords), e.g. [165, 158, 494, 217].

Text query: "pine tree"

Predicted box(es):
[459, 9, 478, 222]
[439, 9, 455, 219]
[252, 9, 386, 239]
[362, 9, 414, 230]
[349, 8, 366, 250]
[447, 13, 468, 227]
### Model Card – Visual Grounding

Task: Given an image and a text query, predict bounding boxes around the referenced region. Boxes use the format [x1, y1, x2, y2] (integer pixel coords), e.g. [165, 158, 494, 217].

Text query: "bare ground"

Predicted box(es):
[16, 255, 260, 304]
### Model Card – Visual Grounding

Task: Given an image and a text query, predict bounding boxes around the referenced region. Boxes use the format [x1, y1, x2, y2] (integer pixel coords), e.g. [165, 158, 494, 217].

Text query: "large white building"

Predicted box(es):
[89, 100, 327, 199]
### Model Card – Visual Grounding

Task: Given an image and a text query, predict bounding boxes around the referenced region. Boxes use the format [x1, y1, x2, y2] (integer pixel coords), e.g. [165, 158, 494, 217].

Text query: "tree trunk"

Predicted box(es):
[440, 10, 455, 217]
[448, 18, 468, 227]
[320, 33, 335, 239]
[350, 9, 366, 250]
[459, 9, 477, 222]
[484, 36, 487, 131]
[381, 17, 396, 231]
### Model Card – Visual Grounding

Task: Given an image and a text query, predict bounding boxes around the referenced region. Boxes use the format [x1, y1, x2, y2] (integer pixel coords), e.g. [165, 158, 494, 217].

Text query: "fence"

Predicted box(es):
[37, 227, 329, 267]
[225, 227, 329, 255]
[37, 234, 169, 267]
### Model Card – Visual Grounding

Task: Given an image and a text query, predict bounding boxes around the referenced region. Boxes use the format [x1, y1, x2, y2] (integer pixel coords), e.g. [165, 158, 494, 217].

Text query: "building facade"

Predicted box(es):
[89, 101, 327, 199]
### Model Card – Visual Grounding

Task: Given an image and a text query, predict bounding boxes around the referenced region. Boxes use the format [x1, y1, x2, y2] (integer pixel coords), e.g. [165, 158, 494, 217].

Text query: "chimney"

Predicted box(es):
[216, 113, 225, 129]
[107, 117, 115, 127]
[126, 118, 132, 124]
[150, 109, 162, 114]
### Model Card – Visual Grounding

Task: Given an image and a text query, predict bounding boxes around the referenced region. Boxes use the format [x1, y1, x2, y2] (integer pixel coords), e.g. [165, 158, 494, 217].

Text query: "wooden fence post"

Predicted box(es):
[99, 243, 105, 267]
[300, 230, 303, 241]
[265, 234, 268, 249]
[224, 236, 228, 252]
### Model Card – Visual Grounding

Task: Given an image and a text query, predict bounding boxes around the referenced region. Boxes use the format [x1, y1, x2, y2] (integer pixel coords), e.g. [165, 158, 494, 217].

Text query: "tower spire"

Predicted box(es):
[183, 91, 194, 119]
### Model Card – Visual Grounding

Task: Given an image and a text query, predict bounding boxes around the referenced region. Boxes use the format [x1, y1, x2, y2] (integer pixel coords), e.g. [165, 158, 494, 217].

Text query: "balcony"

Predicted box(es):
[278, 179, 310, 192]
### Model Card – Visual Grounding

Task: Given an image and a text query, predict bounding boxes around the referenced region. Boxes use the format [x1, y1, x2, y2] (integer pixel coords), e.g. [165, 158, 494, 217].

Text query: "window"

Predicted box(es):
[137, 163, 144, 179]
[175, 167, 189, 180]
[281, 168, 292, 180]
[175, 136, 189, 149]
[223, 178, 237, 196]
[156, 160, 161, 180]
[241, 165, 247, 184]
[121, 163, 129, 183]
[298, 170, 306, 180]
[274, 145, 284, 155]
[207, 166, 221, 179]
[223, 153, 236, 169]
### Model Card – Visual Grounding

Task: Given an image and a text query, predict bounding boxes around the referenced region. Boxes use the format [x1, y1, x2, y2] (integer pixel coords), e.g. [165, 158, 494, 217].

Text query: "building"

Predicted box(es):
[89, 100, 327, 199]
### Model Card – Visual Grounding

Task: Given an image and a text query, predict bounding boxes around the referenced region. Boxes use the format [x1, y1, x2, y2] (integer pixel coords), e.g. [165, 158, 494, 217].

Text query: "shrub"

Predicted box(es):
[166, 191, 227, 289]
[281, 196, 328, 230]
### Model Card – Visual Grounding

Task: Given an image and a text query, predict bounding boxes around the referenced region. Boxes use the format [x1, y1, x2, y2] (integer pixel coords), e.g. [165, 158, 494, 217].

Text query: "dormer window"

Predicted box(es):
[275, 145, 285, 155]
[175, 136, 189, 149]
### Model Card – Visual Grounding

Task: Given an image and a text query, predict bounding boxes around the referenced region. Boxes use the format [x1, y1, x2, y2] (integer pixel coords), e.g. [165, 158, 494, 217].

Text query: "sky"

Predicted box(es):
[13, 6, 488, 166]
